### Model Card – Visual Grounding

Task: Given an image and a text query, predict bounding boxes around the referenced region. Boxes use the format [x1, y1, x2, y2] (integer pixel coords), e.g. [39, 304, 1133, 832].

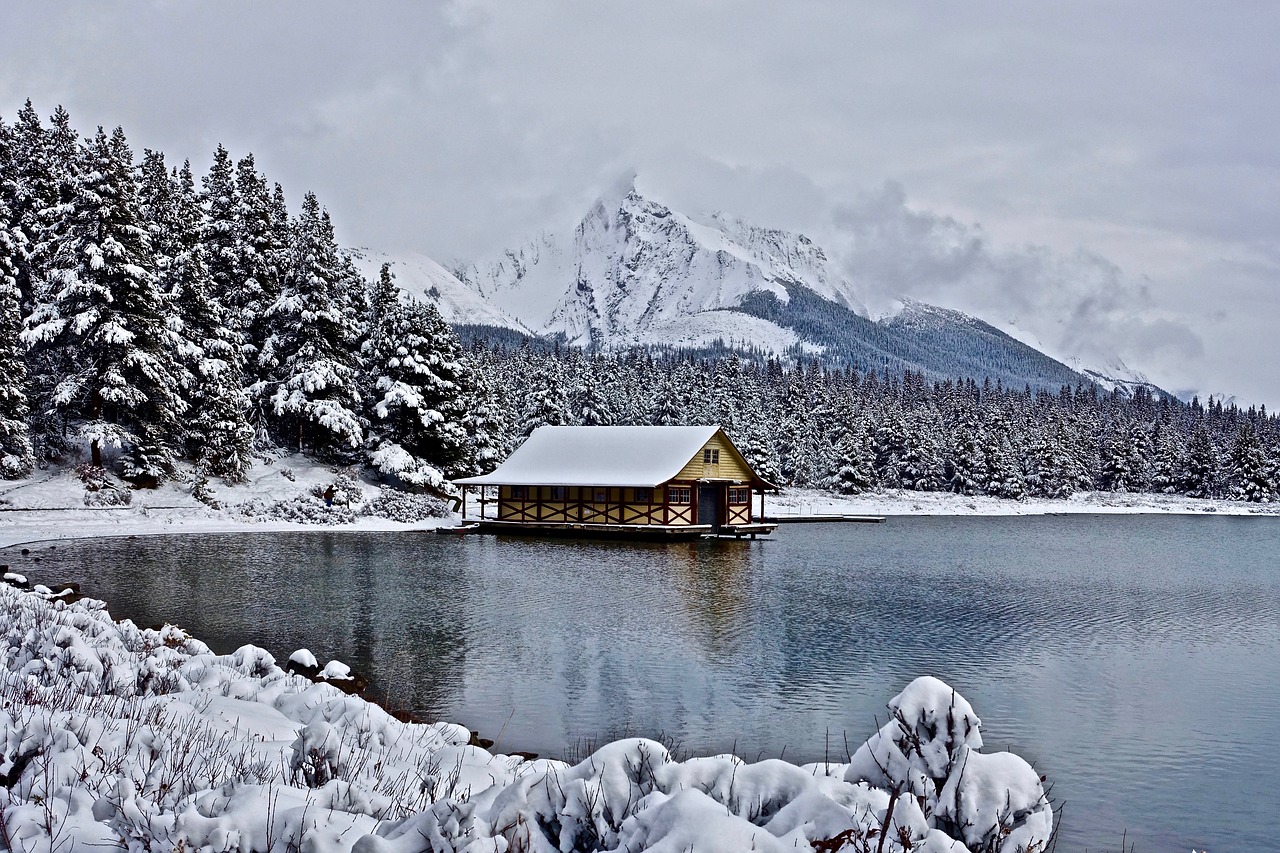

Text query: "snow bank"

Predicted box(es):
[0, 584, 1054, 852]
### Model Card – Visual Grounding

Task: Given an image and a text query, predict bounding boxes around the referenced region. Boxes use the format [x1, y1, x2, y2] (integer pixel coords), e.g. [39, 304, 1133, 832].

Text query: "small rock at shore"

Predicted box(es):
[286, 648, 320, 678]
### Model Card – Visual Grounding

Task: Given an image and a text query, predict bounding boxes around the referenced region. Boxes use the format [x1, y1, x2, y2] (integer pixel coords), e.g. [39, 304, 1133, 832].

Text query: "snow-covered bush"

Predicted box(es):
[239, 494, 358, 524]
[238, 472, 367, 524]
[1, 584, 1053, 853]
[77, 464, 132, 507]
[310, 472, 365, 508]
[357, 487, 450, 523]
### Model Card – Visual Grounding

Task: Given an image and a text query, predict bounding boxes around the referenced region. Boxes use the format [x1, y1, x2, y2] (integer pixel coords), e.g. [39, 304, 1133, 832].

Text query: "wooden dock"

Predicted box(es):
[765, 514, 885, 524]
[451, 520, 778, 541]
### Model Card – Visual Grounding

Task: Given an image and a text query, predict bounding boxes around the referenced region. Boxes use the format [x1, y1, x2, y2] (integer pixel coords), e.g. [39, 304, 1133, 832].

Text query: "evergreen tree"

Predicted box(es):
[873, 410, 908, 488]
[833, 426, 875, 494]
[899, 414, 942, 491]
[459, 366, 508, 476]
[520, 378, 571, 437]
[234, 153, 285, 367]
[1180, 426, 1219, 498]
[1099, 421, 1151, 492]
[651, 376, 684, 426]
[1149, 425, 1184, 494]
[946, 421, 986, 496]
[142, 155, 253, 480]
[980, 412, 1025, 499]
[23, 127, 184, 479]
[364, 266, 474, 484]
[1227, 422, 1273, 502]
[256, 192, 365, 456]
[1025, 420, 1087, 498]
[0, 188, 33, 477]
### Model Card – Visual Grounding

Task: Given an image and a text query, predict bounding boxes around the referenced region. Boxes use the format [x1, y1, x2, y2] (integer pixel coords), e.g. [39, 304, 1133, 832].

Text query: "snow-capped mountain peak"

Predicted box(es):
[453, 174, 863, 350]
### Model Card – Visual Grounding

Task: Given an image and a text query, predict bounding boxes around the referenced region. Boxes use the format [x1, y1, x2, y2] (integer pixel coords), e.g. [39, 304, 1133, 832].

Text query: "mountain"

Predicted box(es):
[347, 248, 531, 335]
[367, 176, 1163, 393]
[450, 174, 869, 354]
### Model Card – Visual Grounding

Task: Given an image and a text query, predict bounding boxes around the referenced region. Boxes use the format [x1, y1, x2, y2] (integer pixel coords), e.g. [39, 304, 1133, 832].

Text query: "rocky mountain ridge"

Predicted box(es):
[355, 177, 1166, 395]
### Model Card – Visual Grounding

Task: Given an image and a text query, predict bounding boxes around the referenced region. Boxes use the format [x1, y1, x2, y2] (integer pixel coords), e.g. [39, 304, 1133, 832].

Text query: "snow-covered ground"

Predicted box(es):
[0, 581, 1052, 852]
[770, 486, 1280, 519]
[0, 456, 455, 550]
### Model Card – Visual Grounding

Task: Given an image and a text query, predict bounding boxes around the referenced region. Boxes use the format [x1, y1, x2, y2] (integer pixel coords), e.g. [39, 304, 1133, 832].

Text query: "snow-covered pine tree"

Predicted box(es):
[1099, 420, 1151, 492]
[1227, 421, 1273, 502]
[520, 379, 571, 438]
[577, 375, 615, 426]
[899, 412, 942, 491]
[256, 192, 365, 457]
[234, 154, 285, 370]
[832, 425, 875, 494]
[1148, 423, 1184, 495]
[651, 374, 684, 426]
[363, 265, 475, 485]
[23, 126, 185, 479]
[945, 418, 986, 496]
[201, 145, 243, 343]
[2, 102, 53, 315]
[142, 155, 253, 480]
[872, 409, 908, 488]
[0, 186, 34, 477]
[459, 364, 508, 477]
[1024, 419, 1088, 499]
[1179, 425, 1219, 498]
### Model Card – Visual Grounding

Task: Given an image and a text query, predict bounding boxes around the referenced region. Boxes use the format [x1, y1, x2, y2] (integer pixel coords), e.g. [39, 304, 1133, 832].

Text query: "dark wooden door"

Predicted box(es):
[697, 485, 722, 531]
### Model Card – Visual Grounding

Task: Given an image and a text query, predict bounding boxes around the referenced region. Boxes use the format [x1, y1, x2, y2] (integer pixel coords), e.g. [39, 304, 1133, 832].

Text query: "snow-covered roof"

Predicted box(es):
[454, 425, 727, 487]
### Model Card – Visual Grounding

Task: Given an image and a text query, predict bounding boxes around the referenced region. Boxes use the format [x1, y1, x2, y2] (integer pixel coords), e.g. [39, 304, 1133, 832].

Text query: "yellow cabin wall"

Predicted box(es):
[674, 432, 753, 482]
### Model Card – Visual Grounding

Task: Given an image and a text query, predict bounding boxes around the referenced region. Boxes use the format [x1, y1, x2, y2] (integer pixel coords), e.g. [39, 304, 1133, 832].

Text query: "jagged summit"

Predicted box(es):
[370, 178, 1159, 393]
[454, 176, 864, 352]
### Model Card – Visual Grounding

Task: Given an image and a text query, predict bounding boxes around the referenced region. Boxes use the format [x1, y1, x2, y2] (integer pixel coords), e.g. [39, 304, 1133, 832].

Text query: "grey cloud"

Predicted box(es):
[1, 1, 1275, 403]
[825, 183, 1209, 387]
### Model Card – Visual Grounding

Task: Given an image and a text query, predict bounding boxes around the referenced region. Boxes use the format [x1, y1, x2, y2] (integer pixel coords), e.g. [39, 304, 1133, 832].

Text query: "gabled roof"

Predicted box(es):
[454, 425, 753, 488]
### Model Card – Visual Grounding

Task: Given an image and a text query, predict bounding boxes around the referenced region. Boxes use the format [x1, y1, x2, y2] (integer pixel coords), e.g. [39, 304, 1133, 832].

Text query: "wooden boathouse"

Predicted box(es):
[452, 425, 778, 539]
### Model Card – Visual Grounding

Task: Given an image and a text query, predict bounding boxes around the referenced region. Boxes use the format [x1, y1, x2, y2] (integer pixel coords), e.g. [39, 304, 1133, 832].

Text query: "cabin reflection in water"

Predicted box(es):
[453, 426, 778, 540]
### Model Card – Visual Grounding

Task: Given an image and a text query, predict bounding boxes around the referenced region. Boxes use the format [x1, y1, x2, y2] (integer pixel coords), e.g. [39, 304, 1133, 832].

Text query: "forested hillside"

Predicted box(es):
[2, 102, 1276, 503]
[471, 345, 1280, 502]
[0, 102, 500, 493]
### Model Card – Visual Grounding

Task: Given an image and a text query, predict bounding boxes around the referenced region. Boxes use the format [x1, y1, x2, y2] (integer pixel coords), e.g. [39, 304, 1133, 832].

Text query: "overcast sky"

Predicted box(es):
[3, 1, 1277, 405]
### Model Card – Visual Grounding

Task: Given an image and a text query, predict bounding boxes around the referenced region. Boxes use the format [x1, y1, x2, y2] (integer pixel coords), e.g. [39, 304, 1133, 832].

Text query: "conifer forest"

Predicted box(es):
[2, 103, 1277, 502]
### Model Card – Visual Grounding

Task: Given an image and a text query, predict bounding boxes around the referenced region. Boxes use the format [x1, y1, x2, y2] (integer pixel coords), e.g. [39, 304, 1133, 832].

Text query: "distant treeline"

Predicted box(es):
[472, 343, 1280, 502]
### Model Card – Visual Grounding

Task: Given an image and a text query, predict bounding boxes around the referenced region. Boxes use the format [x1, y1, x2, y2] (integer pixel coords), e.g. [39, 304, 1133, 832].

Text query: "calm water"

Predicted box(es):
[10, 516, 1280, 851]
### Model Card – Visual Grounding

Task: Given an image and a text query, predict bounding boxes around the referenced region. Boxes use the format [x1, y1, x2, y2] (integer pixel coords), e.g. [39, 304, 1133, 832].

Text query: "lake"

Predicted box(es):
[11, 515, 1280, 851]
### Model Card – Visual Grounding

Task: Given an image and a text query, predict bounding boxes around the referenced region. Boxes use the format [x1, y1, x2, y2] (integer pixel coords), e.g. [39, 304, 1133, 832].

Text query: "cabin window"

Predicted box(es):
[729, 487, 750, 504]
[669, 487, 691, 504]
[703, 448, 720, 464]
[635, 487, 652, 503]
[511, 486, 528, 500]
[551, 486, 567, 500]
[594, 488, 608, 503]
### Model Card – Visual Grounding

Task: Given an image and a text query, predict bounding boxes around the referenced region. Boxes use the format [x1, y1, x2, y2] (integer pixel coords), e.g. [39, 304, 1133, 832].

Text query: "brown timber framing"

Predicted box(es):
[471, 479, 761, 527]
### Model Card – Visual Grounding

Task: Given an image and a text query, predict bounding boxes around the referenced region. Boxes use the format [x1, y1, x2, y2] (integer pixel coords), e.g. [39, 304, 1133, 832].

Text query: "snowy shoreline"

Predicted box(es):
[0, 581, 1053, 853]
[2, 456, 1276, 551]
